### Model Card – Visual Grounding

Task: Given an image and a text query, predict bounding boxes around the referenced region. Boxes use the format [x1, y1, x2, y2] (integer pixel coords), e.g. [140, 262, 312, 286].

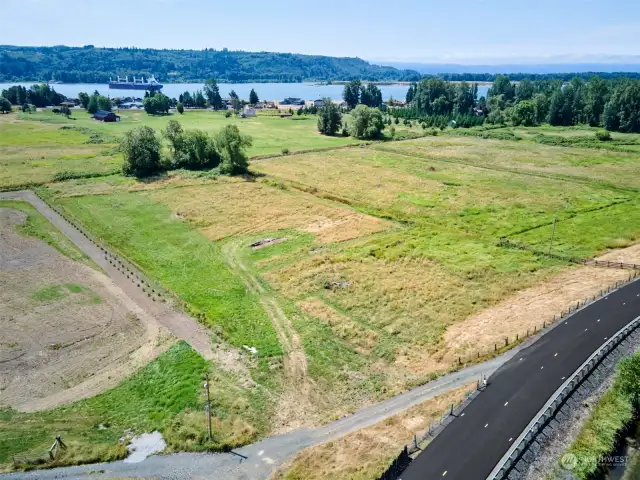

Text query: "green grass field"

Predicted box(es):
[0, 342, 268, 472]
[3, 110, 640, 469]
[0, 108, 425, 190]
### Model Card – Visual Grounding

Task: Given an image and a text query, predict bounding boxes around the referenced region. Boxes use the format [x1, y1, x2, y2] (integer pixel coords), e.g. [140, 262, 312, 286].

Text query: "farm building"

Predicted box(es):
[93, 110, 120, 122]
[242, 107, 256, 117]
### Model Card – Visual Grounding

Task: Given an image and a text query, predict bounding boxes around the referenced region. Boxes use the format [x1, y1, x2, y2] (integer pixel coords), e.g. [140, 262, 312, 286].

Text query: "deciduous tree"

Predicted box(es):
[342, 80, 361, 109]
[121, 126, 162, 177]
[215, 124, 252, 174]
[0, 97, 11, 113]
[348, 105, 385, 139]
[317, 97, 342, 135]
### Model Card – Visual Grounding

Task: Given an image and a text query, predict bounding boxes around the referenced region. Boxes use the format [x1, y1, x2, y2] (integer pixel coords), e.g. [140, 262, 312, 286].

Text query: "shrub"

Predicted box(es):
[120, 126, 162, 177]
[595, 130, 612, 141]
[281, 147, 289, 155]
[224, 111, 232, 118]
[176, 102, 184, 114]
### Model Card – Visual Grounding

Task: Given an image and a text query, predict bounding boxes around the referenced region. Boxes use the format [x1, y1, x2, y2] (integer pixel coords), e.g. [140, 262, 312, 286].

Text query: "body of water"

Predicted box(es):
[0, 82, 490, 102]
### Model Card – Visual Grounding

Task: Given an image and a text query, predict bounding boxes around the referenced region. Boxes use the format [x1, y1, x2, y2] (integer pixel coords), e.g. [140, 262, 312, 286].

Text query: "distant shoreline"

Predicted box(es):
[1, 79, 494, 87]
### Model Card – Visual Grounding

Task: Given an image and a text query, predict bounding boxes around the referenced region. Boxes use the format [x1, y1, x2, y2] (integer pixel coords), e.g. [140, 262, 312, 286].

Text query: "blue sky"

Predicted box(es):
[2, 0, 639, 64]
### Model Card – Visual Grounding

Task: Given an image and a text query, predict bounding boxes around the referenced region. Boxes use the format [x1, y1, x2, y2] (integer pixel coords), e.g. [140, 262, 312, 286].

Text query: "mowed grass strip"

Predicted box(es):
[18, 109, 361, 156]
[0, 113, 120, 189]
[54, 191, 280, 355]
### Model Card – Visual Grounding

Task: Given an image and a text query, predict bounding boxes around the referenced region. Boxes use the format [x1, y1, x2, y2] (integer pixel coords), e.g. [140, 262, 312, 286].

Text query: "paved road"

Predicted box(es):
[401, 279, 640, 480]
[5, 190, 634, 479]
[0, 190, 528, 479]
[1, 353, 518, 480]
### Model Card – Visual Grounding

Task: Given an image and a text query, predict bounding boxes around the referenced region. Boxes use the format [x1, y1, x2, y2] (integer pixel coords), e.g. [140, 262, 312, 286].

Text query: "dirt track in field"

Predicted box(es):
[0, 207, 171, 412]
[222, 239, 319, 432]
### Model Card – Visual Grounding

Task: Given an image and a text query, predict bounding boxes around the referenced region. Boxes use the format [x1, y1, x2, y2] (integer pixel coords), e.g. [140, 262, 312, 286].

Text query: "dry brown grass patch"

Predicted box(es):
[440, 245, 640, 362]
[298, 298, 378, 353]
[252, 148, 444, 210]
[151, 181, 388, 243]
[272, 383, 475, 480]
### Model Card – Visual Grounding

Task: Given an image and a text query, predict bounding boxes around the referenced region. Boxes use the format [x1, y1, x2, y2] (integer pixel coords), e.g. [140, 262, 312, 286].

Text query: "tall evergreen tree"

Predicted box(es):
[342, 80, 361, 109]
[203, 78, 223, 109]
[249, 88, 259, 105]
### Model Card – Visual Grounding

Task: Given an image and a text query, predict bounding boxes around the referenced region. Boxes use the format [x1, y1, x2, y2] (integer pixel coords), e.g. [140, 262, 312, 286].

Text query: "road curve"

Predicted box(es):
[4, 189, 633, 479]
[400, 278, 640, 480]
[0, 189, 526, 480]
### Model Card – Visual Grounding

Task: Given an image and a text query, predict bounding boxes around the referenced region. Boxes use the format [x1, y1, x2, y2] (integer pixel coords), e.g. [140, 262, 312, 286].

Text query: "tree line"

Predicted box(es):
[0, 45, 420, 83]
[481, 75, 640, 132]
[1, 83, 65, 108]
[436, 72, 640, 82]
[397, 75, 640, 133]
[121, 121, 252, 178]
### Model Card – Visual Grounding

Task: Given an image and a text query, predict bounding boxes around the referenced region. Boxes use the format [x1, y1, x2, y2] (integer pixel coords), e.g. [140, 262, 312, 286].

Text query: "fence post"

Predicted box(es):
[505, 337, 508, 346]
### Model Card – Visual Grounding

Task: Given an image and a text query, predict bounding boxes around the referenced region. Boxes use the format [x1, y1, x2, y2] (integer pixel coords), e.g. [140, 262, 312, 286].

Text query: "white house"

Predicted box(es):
[242, 107, 256, 117]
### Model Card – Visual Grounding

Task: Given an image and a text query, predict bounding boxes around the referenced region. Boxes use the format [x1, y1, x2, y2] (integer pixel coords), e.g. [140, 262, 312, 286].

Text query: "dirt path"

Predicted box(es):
[222, 239, 318, 431]
[0, 191, 252, 382]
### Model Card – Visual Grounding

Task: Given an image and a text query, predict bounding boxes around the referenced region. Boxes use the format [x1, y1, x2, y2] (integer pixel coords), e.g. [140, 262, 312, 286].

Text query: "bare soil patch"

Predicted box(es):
[0, 208, 170, 412]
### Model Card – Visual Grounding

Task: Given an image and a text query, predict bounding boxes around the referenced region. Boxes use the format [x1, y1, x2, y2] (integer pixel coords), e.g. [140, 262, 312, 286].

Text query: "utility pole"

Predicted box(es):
[203, 373, 213, 441]
[548, 216, 558, 255]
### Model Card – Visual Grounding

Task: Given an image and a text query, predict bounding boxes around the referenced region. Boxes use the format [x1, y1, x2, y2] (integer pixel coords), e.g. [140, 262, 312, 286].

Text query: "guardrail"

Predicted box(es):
[487, 312, 640, 479]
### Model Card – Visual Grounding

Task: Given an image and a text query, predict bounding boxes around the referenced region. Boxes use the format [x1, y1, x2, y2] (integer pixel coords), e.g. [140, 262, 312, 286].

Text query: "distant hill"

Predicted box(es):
[381, 61, 640, 75]
[0, 45, 421, 84]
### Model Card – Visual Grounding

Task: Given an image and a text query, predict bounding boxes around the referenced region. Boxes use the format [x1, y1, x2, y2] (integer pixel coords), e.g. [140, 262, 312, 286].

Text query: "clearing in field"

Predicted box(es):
[40, 127, 640, 436]
[3, 119, 637, 470]
[0, 201, 169, 412]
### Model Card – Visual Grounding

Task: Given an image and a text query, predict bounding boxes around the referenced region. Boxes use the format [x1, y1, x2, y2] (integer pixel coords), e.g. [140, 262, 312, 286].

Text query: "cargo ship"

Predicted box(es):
[108, 75, 163, 91]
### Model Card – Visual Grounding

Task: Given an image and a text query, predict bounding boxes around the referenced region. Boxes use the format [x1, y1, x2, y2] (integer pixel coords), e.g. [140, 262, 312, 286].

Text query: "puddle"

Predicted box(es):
[124, 431, 166, 463]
